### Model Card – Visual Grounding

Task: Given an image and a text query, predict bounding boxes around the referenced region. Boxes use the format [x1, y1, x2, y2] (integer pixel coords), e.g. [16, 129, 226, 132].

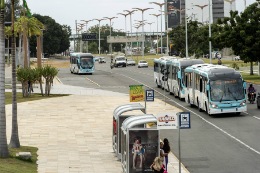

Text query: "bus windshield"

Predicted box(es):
[80, 57, 94, 69]
[210, 79, 244, 101]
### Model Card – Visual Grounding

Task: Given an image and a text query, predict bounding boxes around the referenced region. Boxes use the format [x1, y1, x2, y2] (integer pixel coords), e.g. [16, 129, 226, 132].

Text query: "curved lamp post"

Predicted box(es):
[133, 8, 153, 60]
[104, 17, 118, 56]
[147, 22, 154, 51]
[124, 10, 137, 59]
[94, 19, 106, 54]
[80, 20, 92, 53]
[150, 14, 161, 55]
[117, 13, 129, 58]
[194, 5, 208, 25]
[160, 11, 171, 55]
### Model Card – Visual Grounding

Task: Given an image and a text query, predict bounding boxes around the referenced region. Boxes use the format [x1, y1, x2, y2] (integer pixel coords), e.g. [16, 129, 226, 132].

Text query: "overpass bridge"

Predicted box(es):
[69, 32, 167, 43]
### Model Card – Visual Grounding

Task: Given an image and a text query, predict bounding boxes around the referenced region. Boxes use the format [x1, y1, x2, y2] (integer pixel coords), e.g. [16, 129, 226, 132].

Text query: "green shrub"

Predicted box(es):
[232, 62, 239, 70]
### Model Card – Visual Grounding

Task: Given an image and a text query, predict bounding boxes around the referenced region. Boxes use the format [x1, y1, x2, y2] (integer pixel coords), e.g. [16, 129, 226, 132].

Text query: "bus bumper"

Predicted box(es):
[209, 106, 247, 114]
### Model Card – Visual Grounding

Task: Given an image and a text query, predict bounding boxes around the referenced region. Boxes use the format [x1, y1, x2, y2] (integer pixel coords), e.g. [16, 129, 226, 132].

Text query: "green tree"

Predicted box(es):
[88, 41, 98, 54]
[42, 65, 58, 96]
[4, 0, 21, 22]
[0, 0, 10, 158]
[215, 2, 260, 75]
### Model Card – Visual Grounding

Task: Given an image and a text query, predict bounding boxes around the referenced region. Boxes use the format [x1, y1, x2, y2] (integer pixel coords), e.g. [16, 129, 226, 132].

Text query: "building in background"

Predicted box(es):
[165, 0, 236, 28]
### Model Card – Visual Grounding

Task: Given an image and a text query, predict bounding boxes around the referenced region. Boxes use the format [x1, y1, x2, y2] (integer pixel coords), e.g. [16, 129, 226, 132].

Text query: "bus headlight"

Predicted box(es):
[239, 100, 246, 106]
[210, 102, 218, 108]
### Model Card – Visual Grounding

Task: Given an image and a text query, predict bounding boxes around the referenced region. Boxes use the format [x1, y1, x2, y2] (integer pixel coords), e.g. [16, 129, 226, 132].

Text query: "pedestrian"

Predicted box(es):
[28, 80, 33, 92]
[150, 157, 167, 173]
[160, 142, 168, 167]
[163, 138, 171, 171]
[218, 58, 222, 65]
[106, 50, 108, 55]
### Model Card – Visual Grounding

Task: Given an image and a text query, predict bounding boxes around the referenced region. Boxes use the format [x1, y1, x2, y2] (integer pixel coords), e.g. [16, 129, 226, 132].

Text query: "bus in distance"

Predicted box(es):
[70, 53, 95, 74]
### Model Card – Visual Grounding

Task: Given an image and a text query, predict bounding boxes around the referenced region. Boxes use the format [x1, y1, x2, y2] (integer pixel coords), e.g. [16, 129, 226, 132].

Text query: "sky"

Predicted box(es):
[26, 0, 257, 35]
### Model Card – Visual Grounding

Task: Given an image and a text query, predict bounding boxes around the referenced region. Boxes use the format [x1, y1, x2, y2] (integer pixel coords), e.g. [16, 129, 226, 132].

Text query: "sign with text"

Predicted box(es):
[179, 112, 190, 129]
[146, 90, 154, 102]
[129, 85, 145, 102]
[157, 112, 178, 129]
[82, 33, 97, 41]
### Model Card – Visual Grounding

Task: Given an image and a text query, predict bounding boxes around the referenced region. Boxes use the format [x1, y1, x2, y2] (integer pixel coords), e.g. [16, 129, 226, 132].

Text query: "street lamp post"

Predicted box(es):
[81, 20, 92, 53]
[224, 0, 236, 12]
[117, 13, 129, 58]
[149, 2, 169, 57]
[194, 5, 208, 25]
[147, 22, 154, 52]
[160, 11, 171, 55]
[124, 10, 137, 60]
[185, 0, 188, 59]
[133, 8, 153, 60]
[209, 0, 212, 64]
[104, 17, 117, 57]
[150, 14, 161, 55]
[94, 19, 105, 54]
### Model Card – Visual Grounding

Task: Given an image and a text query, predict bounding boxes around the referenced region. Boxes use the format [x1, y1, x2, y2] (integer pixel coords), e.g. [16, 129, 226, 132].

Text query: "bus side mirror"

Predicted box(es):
[162, 76, 168, 81]
[178, 71, 181, 78]
[243, 82, 246, 88]
[207, 85, 209, 90]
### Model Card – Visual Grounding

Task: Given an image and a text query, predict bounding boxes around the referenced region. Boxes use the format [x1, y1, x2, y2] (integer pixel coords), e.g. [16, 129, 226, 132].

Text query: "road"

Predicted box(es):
[57, 57, 260, 173]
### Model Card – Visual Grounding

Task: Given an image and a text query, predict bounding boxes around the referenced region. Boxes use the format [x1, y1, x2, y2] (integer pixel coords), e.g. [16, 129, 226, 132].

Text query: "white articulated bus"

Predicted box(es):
[184, 65, 247, 115]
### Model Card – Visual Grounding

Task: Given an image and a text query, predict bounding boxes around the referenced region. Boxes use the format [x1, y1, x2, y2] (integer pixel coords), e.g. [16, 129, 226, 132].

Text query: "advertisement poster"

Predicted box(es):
[129, 85, 145, 102]
[167, 0, 181, 28]
[118, 116, 144, 155]
[129, 130, 159, 173]
[157, 112, 178, 129]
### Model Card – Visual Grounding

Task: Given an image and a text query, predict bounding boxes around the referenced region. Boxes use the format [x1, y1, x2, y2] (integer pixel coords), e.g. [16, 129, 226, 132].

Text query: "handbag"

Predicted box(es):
[162, 165, 167, 173]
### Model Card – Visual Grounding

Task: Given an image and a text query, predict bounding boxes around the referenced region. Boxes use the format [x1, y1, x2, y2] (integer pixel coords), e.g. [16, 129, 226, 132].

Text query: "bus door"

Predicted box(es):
[199, 75, 203, 108]
[192, 70, 195, 104]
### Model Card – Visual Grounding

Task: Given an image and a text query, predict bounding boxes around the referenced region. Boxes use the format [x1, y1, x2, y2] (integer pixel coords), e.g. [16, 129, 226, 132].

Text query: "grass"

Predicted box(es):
[5, 92, 69, 105]
[241, 73, 260, 84]
[0, 146, 38, 173]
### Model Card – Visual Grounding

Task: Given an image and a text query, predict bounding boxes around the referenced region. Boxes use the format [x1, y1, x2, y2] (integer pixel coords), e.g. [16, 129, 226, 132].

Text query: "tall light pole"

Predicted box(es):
[224, 0, 236, 12]
[209, 0, 212, 64]
[134, 24, 141, 51]
[104, 17, 117, 56]
[160, 11, 171, 55]
[124, 10, 137, 59]
[81, 20, 92, 53]
[117, 13, 129, 58]
[194, 5, 208, 25]
[185, 0, 188, 59]
[150, 14, 161, 55]
[94, 19, 105, 54]
[147, 22, 154, 51]
[149, 2, 169, 57]
[133, 8, 153, 60]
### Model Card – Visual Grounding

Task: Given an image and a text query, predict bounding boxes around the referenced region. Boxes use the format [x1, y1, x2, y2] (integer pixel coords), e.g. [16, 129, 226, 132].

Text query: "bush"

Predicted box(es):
[232, 62, 239, 70]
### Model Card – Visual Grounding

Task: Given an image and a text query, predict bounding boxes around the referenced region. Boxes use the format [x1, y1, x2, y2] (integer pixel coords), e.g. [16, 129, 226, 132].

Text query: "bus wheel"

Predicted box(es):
[70, 70, 73, 73]
[205, 104, 211, 116]
[197, 99, 202, 112]
[178, 92, 181, 100]
[188, 96, 193, 107]
[156, 81, 160, 88]
[236, 112, 241, 115]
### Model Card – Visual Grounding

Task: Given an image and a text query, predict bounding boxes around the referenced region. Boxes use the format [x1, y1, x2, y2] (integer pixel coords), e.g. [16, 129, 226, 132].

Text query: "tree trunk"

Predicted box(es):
[7, 37, 10, 67]
[39, 77, 43, 96]
[250, 61, 253, 75]
[45, 78, 48, 96]
[27, 36, 30, 68]
[0, 2, 10, 158]
[9, 0, 20, 148]
[19, 34, 23, 67]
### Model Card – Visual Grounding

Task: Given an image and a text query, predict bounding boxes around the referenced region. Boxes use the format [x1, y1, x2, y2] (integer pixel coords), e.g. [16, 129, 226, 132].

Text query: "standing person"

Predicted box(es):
[28, 80, 33, 92]
[160, 142, 167, 167]
[150, 157, 166, 173]
[218, 58, 222, 65]
[163, 138, 171, 171]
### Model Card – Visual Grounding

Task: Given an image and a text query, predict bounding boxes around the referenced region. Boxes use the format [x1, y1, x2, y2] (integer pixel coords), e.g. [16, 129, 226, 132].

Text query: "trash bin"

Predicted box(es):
[112, 103, 145, 159]
[121, 115, 159, 173]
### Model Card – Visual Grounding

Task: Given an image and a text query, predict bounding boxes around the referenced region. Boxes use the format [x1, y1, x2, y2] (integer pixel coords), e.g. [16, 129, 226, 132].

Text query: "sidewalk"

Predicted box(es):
[5, 74, 189, 173]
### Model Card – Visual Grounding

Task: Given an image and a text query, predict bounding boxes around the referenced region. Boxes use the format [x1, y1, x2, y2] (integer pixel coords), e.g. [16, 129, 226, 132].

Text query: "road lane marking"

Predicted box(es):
[84, 77, 100, 87]
[253, 116, 260, 120]
[109, 71, 260, 155]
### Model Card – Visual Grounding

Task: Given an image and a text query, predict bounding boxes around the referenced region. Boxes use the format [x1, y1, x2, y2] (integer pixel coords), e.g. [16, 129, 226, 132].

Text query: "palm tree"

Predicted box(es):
[0, 0, 10, 157]
[9, 0, 20, 148]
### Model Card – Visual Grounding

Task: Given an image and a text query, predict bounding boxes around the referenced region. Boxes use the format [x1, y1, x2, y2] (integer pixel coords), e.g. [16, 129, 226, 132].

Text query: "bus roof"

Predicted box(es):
[70, 53, 93, 57]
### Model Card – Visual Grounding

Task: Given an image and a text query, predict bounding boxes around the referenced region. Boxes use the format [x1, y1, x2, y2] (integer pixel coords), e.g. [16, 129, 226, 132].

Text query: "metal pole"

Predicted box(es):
[185, 0, 188, 59]
[160, 6, 163, 57]
[209, 0, 212, 64]
[110, 19, 112, 56]
[166, 13, 169, 56]
[145, 92, 147, 114]
[75, 20, 77, 52]
[41, 31, 44, 67]
[178, 115, 181, 173]
[130, 14, 133, 59]
[157, 16, 159, 55]
[125, 16, 127, 59]
[99, 21, 101, 54]
[202, 9, 203, 24]
[150, 24, 152, 52]
[142, 12, 144, 60]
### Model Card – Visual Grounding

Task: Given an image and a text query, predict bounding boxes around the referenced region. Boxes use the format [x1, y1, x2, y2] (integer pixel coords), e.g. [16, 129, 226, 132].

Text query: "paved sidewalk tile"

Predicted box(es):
[6, 94, 188, 173]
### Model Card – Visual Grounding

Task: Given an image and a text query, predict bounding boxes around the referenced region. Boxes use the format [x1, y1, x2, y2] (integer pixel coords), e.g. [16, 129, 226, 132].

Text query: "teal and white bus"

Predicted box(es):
[70, 53, 95, 74]
[184, 64, 247, 115]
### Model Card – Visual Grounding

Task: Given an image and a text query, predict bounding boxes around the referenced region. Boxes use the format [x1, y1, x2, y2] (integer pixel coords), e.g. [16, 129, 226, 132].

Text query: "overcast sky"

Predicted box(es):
[26, 0, 256, 34]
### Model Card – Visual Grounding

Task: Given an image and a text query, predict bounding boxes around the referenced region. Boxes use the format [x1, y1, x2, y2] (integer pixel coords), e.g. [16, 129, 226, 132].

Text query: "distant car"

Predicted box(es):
[204, 54, 209, 59]
[95, 56, 101, 61]
[138, 60, 148, 68]
[235, 56, 240, 61]
[214, 52, 221, 59]
[257, 92, 260, 109]
[127, 59, 136, 66]
[99, 57, 106, 63]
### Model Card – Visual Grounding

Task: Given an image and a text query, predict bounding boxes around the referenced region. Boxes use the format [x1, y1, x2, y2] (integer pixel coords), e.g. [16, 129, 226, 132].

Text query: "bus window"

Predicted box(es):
[200, 76, 203, 92]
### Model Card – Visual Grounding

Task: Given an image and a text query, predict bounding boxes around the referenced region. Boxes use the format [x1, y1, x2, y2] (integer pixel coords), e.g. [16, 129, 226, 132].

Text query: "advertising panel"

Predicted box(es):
[157, 112, 178, 129]
[129, 85, 145, 102]
[128, 129, 159, 173]
[167, 0, 181, 28]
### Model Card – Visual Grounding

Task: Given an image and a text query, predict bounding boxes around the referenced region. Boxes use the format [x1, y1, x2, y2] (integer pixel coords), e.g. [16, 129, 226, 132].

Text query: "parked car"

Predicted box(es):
[127, 59, 136, 66]
[95, 55, 101, 61]
[257, 92, 260, 109]
[235, 56, 240, 61]
[138, 60, 148, 68]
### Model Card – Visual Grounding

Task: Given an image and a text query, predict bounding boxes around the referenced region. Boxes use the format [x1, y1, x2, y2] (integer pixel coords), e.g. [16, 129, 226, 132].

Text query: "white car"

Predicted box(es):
[99, 57, 106, 63]
[127, 59, 136, 66]
[235, 56, 240, 61]
[138, 60, 148, 68]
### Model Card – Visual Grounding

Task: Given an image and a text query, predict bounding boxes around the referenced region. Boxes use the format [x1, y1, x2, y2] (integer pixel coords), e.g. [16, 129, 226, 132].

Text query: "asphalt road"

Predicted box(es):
[57, 57, 260, 173]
